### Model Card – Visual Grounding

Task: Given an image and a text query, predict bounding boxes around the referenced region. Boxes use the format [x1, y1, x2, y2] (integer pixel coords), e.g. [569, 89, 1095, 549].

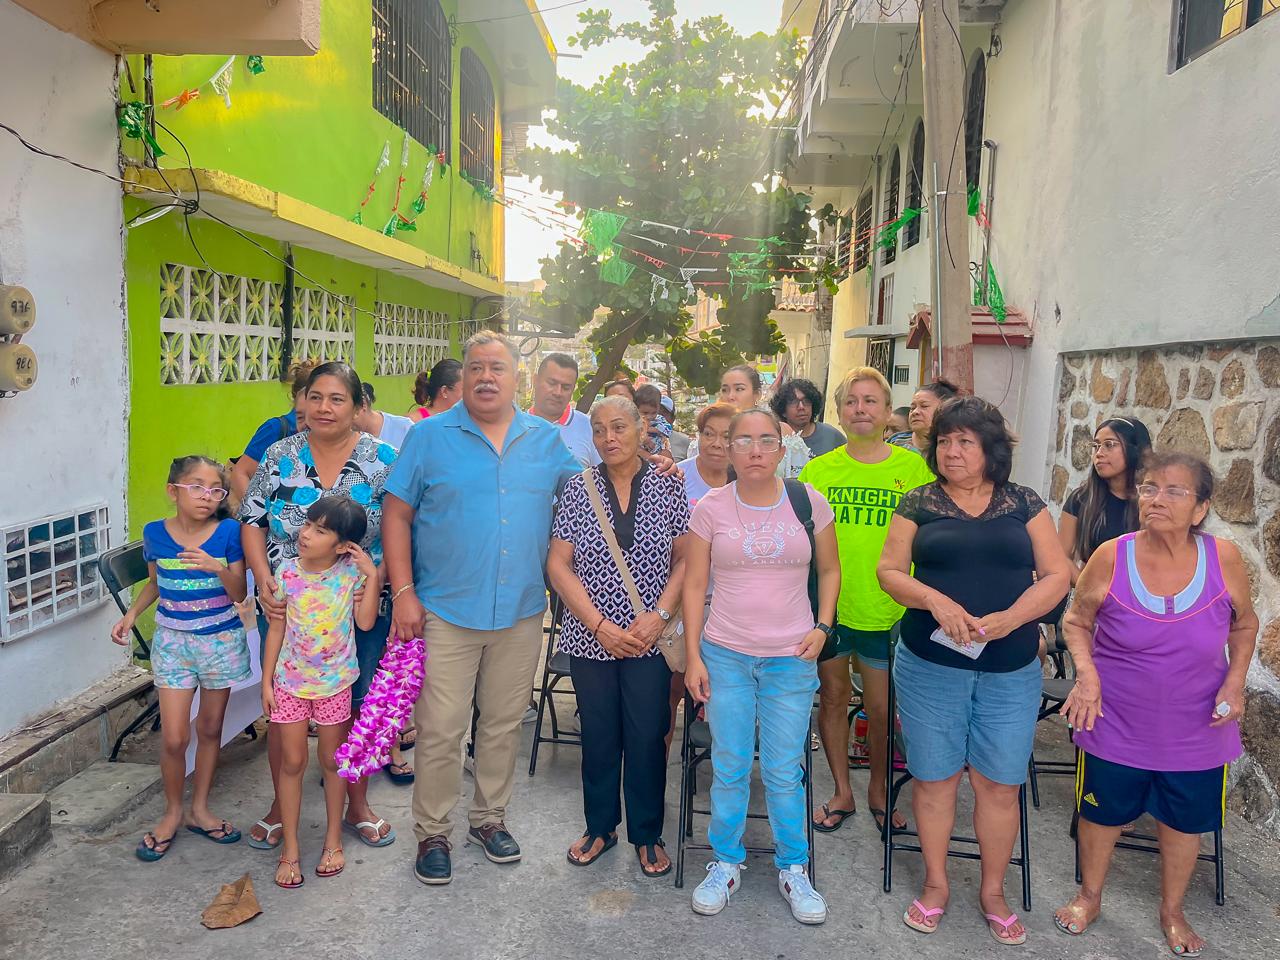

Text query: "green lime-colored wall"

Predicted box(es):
[124, 0, 505, 279]
[124, 196, 474, 539]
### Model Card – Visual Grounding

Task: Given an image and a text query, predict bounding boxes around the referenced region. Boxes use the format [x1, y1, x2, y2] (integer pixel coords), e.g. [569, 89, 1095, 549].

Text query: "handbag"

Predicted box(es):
[581, 467, 686, 672]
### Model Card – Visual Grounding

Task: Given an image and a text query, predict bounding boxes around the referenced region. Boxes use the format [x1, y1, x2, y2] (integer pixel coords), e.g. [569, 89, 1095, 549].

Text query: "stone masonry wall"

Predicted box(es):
[1050, 340, 1280, 837]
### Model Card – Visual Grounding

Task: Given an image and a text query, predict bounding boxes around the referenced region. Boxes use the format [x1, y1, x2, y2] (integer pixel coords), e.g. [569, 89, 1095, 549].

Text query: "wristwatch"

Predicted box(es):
[657, 606, 672, 622]
[815, 622, 834, 639]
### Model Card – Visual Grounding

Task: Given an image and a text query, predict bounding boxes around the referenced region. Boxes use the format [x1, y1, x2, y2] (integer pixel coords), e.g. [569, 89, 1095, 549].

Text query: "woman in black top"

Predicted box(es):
[547, 396, 690, 878]
[877, 397, 1070, 944]
[1057, 417, 1152, 582]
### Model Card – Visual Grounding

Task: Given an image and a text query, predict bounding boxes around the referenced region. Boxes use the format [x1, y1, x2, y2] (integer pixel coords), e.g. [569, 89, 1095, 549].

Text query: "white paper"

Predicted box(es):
[929, 626, 987, 660]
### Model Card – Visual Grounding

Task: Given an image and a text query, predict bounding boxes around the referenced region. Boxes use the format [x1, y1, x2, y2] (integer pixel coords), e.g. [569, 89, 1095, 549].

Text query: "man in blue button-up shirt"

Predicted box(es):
[383, 330, 579, 885]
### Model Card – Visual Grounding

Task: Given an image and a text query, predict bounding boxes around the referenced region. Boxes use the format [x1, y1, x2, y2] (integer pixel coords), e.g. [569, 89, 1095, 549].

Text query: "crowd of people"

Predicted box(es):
[112, 332, 1259, 954]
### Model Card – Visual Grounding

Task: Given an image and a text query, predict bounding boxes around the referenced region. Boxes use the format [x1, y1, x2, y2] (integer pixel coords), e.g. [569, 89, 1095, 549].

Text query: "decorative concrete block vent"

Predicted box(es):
[1053, 341, 1280, 836]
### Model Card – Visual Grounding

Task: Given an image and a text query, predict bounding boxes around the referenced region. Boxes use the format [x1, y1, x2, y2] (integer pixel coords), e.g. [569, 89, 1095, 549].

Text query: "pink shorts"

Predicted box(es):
[270, 682, 352, 726]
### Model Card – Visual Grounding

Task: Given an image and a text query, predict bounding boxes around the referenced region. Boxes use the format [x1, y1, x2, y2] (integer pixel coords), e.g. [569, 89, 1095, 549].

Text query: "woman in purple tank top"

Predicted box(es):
[1056, 452, 1258, 957]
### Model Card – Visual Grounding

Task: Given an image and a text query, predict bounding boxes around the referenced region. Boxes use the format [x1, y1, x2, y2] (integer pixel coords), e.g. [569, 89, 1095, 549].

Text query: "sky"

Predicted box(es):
[503, 1, 795, 282]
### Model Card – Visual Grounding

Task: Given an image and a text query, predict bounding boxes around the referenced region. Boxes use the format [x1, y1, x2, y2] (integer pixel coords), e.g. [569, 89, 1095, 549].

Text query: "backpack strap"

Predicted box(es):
[783, 478, 814, 532]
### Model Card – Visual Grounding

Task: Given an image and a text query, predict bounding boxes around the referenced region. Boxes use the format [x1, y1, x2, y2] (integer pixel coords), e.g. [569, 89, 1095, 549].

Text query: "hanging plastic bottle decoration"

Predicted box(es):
[246, 55, 266, 75]
[117, 101, 164, 157]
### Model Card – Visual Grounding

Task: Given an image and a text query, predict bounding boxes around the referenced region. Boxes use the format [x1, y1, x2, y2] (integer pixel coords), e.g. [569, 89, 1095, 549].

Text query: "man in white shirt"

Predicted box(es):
[357, 383, 416, 450]
[529, 353, 600, 466]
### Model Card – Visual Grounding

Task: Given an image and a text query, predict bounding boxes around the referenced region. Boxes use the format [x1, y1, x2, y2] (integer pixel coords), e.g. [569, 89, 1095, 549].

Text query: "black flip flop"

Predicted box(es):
[813, 803, 856, 833]
[567, 832, 617, 866]
[636, 840, 671, 878]
[871, 808, 907, 835]
[186, 820, 242, 844]
[385, 760, 415, 785]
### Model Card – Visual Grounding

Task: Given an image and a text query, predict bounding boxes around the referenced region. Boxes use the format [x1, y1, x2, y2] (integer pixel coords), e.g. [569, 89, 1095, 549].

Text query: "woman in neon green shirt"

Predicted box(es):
[799, 367, 934, 833]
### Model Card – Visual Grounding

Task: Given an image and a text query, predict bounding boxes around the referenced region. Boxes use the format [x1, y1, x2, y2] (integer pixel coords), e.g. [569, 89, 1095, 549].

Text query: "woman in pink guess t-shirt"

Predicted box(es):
[681, 409, 841, 926]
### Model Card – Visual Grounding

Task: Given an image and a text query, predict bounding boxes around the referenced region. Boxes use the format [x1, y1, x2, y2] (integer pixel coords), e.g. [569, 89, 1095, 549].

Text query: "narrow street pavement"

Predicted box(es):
[3, 707, 1278, 960]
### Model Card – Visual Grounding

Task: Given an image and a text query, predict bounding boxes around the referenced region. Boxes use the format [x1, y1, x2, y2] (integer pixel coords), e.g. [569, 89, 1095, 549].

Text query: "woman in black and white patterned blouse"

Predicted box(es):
[548, 395, 690, 878]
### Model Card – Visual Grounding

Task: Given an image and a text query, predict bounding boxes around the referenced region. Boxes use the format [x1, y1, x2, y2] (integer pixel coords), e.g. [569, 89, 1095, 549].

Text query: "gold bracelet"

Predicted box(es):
[391, 583, 415, 603]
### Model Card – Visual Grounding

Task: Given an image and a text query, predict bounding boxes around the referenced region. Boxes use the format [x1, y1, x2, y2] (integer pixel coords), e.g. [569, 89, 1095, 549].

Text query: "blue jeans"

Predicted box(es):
[701, 639, 819, 869]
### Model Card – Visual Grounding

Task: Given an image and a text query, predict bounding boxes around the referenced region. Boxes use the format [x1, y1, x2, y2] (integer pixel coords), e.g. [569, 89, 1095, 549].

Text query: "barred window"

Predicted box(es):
[3, 506, 109, 641]
[881, 146, 901, 266]
[906, 120, 925, 249]
[460, 48, 496, 188]
[852, 189, 873, 273]
[1176, 0, 1278, 68]
[372, 0, 451, 157]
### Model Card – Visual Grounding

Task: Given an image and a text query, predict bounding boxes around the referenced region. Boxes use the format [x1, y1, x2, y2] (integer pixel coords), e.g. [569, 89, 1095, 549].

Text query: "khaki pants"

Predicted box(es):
[411, 613, 543, 841]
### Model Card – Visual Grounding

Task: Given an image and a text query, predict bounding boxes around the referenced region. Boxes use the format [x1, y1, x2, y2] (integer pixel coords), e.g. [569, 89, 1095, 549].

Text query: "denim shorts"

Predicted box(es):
[892, 640, 1040, 785]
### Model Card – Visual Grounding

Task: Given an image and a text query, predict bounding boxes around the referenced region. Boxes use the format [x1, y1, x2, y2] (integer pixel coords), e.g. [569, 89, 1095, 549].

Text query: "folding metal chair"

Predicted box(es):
[1028, 623, 1077, 808]
[528, 595, 580, 775]
[881, 648, 1032, 911]
[674, 691, 816, 888]
[97, 541, 161, 761]
[1070, 766, 1225, 906]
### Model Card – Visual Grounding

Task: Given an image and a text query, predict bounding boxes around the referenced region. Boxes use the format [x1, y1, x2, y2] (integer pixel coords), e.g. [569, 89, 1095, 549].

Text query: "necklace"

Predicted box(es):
[733, 479, 782, 531]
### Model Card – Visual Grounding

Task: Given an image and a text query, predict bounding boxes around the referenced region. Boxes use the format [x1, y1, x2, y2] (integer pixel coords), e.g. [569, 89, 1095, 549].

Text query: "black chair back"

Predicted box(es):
[97, 541, 151, 660]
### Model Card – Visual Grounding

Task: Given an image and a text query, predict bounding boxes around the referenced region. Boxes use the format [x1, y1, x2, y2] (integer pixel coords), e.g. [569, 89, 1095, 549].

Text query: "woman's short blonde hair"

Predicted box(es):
[833, 366, 892, 407]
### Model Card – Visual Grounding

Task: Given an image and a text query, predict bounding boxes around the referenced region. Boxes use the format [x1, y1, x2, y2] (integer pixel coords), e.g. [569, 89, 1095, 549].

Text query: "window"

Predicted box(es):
[460, 48, 496, 188]
[1176, 0, 1278, 67]
[893, 364, 911, 385]
[867, 336, 893, 381]
[852, 189, 873, 273]
[877, 273, 895, 326]
[374, 302, 451, 376]
[881, 147, 901, 266]
[372, 0, 451, 157]
[906, 120, 925, 248]
[964, 53, 986, 190]
[833, 211, 852, 276]
[3, 506, 109, 641]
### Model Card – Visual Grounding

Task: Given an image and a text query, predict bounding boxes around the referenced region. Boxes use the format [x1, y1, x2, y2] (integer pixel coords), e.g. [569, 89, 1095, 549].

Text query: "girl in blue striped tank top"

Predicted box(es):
[111, 456, 250, 862]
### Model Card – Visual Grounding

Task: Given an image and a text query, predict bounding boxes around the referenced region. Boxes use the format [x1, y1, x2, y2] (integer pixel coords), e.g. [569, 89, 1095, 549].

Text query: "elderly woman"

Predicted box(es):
[677, 402, 736, 508]
[682, 409, 841, 925]
[239, 361, 400, 869]
[547, 396, 690, 878]
[891, 379, 960, 454]
[877, 396, 1070, 945]
[1055, 452, 1257, 957]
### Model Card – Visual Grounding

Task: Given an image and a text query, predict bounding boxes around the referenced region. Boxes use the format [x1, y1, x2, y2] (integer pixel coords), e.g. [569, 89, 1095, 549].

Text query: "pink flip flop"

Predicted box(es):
[985, 913, 1028, 945]
[903, 899, 945, 934]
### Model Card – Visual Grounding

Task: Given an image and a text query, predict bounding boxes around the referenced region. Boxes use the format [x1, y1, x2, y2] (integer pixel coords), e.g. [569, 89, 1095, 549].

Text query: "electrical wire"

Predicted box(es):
[453, 0, 589, 25]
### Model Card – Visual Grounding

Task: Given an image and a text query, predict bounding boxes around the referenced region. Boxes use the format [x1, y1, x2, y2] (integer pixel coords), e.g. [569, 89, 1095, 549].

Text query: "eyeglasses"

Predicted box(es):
[1136, 484, 1194, 502]
[699, 429, 731, 446]
[730, 436, 782, 452]
[172, 483, 229, 502]
[1088, 439, 1125, 453]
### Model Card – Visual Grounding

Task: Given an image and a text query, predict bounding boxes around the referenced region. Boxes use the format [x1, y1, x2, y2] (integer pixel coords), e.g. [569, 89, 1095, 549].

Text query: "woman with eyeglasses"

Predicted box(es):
[687, 365, 810, 477]
[678, 403, 736, 509]
[769, 378, 845, 460]
[682, 409, 841, 925]
[1055, 452, 1257, 957]
[1058, 417, 1153, 581]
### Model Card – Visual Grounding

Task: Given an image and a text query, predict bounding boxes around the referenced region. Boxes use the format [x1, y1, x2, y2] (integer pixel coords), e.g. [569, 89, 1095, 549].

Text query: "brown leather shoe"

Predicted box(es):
[414, 835, 452, 885]
[465, 822, 521, 863]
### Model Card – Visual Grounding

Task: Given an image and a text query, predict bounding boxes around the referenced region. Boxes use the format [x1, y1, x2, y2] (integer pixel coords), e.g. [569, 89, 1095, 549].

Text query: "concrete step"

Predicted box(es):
[0, 793, 51, 880]
[45, 761, 162, 833]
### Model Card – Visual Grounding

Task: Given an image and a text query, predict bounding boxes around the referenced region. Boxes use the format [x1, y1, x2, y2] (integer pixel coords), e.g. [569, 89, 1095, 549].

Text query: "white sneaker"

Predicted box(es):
[692, 861, 741, 916]
[778, 865, 827, 924]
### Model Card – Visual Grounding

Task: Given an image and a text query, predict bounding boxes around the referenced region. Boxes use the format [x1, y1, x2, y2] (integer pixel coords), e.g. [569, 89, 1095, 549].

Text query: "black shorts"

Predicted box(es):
[1076, 750, 1226, 835]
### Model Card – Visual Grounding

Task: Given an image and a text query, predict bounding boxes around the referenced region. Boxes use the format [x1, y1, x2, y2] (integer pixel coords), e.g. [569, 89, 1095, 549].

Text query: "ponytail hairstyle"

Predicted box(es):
[1072, 416, 1153, 562]
[168, 455, 232, 520]
[422, 358, 463, 405]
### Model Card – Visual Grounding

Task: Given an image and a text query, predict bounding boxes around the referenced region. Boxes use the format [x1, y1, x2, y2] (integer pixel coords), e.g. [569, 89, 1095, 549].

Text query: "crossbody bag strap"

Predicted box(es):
[581, 468, 646, 620]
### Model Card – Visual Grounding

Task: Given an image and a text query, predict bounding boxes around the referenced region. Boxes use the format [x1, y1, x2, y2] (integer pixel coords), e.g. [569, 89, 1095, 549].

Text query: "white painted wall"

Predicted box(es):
[984, 0, 1280, 487]
[0, 1, 129, 736]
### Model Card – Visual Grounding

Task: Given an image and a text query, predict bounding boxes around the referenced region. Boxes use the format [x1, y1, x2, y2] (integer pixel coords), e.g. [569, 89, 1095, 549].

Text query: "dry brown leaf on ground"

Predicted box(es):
[200, 874, 262, 929]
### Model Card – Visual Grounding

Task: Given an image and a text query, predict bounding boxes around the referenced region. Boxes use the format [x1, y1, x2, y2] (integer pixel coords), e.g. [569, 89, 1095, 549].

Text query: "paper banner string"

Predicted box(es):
[581, 209, 628, 256]
[599, 247, 636, 286]
[209, 56, 235, 108]
[117, 101, 164, 157]
[875, 207, 923, 250]
[383, 132, 412, 236]
[352, 140, 391, 225]
[246, 55, 266, 75]
[987, 262, 1006, 323]
[650, 276, 673, 304]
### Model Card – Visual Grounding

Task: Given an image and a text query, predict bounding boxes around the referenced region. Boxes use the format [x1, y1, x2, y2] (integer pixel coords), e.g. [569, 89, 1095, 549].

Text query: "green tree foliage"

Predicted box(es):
[523, 0, 835, 401]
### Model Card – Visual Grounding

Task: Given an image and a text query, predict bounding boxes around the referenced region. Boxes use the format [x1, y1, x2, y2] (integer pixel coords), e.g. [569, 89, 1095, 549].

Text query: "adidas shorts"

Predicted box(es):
[1076, 750, 1226, 835]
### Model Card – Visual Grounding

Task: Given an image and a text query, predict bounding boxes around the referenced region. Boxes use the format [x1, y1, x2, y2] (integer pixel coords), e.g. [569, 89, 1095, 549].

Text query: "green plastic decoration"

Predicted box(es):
[246, 55, 265, 75]
[987, 262, 1006, 323]
[967, 185, 981, 218]
[581, 209, 628, 256]
[599, 248, 636, 286]
[117, 101, 164, 158]
[410, 195, 427, 215]
[875, 207, 922, 250]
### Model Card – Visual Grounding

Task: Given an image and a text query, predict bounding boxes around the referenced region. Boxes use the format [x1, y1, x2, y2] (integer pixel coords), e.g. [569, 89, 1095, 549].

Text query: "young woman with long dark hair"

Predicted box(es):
[1058, 417, 1152, 582]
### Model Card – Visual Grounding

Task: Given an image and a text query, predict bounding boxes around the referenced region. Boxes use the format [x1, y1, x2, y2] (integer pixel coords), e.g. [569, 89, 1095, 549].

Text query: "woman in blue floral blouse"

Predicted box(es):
[239, 361, 400, 853]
